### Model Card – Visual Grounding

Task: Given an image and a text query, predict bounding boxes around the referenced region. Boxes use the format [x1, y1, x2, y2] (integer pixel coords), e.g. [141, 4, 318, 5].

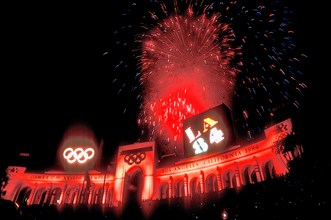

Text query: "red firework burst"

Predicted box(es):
[138, 3, 240, 153]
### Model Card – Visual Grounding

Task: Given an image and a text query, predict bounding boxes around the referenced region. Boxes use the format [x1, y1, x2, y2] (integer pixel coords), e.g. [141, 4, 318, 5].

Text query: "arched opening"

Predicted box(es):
[16, 187, 32, 206]
[123, 166, 143, 207]
[79, 186, 90, 205]
[263, 160, 276, 180]
[189, 177, 200, 197]
[205, 174, 218, 193]
[120, 166, 144, 220]
[242, 165, 258, 185]
[159, 183, 169, 199]
[49, 188, 62, 205]
[64, 188, 74, 204]
[174, 180, 184, 198]
[32, 188, 46, 205]
[39, 190, 48, 205]
[93, 188, 103, 204]
[223, 170, 236, 189]
[65, 188, 79, 205]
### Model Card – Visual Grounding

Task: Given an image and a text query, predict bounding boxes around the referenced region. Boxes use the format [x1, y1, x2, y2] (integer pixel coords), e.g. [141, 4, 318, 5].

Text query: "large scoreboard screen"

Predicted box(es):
[183, 104, 236, 157]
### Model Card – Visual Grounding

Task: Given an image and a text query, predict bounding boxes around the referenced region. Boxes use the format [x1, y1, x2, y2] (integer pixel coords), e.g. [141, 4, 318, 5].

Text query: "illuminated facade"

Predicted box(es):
[2, 105, 302, 214]
[2, 118, 301, 210]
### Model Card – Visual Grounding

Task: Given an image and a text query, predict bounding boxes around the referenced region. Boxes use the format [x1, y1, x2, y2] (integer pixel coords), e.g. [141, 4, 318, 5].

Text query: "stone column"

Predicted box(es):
[168, 176, 173, 198]
[102, 184, 109, 204]
[73, 189, 79, 205]
[183, 174, 188, 197]
[216, 167, 223, 191]
[43, 188, 51, 205]
[28, 185, 37, 205]
[234, 163, 241, 188]
[253, 156, 263, 182]
[199, 171, 205, 193]
[88, 185, 94, 205]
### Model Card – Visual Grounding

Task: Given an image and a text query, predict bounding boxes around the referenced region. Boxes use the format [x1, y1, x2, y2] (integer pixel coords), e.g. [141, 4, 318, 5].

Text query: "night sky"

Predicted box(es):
[2, 1, 145, 169]
[1, 0, 329, 215]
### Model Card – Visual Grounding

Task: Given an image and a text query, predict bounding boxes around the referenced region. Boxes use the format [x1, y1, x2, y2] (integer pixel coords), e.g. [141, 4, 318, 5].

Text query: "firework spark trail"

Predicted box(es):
[138, 2, 241, 154]
[228, 0, 307, 139]
[110, 0, 306, 154]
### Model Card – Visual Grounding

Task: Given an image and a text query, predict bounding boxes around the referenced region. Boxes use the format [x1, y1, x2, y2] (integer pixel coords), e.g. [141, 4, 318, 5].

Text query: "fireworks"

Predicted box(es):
[109, 0, 306, 154]
[228, 0, 307, 139]
[137, 1, 241, 154]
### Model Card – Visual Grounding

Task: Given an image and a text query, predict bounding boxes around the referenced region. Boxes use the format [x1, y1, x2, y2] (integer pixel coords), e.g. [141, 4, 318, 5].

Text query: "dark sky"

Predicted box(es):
[1, 1, 144, 169]
[1, 0, 326, 171]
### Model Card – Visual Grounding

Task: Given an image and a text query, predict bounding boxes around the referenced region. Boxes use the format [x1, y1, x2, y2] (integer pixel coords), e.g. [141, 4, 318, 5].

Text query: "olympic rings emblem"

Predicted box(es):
[63, 147, 95, 164]
[124, 152, 146, 165]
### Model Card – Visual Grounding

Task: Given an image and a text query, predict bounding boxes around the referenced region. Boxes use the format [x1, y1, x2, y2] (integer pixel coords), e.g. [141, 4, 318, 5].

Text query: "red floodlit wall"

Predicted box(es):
[2, 118, 298, 212]
[113, 141, 156, 206]
[2, 168, 115, 206]
[154, 118, 293, 199]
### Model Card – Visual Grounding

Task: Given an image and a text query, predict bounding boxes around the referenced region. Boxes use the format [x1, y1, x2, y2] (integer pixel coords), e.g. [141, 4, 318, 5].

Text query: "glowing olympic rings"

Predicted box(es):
[63, 147, 95, 164]
[124, 152, 146, 165]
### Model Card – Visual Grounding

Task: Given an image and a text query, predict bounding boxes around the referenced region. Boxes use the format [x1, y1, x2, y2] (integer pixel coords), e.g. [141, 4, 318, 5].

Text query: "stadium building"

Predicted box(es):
[1, 104, 302, 215]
